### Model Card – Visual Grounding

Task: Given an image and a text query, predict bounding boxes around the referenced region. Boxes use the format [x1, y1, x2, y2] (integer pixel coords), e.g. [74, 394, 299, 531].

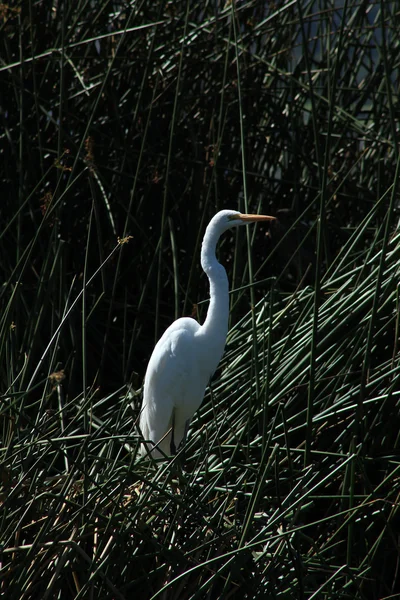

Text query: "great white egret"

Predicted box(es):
[139, 209, 275, 458]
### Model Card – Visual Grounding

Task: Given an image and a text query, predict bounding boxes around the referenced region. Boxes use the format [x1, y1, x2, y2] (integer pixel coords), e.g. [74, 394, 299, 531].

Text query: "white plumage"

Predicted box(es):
[139, 209, 275, 457]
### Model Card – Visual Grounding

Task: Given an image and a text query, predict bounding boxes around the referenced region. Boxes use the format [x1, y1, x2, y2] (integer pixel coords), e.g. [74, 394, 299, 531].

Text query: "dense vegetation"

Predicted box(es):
[1, 1, 400, 598]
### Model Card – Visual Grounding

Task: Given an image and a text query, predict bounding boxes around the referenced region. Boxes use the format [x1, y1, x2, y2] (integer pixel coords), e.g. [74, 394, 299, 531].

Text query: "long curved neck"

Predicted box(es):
[200, 222, 229, 343]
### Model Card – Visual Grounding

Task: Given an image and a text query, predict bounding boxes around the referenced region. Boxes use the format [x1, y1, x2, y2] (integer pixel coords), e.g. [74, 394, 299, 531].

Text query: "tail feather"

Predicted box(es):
[138, 403, 174, 458]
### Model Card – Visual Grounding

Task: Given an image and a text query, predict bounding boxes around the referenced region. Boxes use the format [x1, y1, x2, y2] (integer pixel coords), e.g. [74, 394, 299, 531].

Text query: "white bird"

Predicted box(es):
[139, 209, 275, 458]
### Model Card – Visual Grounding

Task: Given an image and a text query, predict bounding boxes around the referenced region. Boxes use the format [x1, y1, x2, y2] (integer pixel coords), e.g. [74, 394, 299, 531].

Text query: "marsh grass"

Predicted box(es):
[1, 1, 400, 598]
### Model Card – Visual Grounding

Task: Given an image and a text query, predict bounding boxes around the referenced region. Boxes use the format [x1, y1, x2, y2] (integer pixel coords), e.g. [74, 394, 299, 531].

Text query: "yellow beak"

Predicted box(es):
[238, 213, 276, 223]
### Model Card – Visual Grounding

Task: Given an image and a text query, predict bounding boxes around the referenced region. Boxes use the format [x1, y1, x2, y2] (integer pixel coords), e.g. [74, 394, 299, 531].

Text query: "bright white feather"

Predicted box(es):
[139, 209, 275, 458]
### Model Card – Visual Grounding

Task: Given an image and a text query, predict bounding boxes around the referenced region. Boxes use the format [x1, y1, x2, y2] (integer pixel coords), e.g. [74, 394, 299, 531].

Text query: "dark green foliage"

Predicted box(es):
[1, 1, 400, 598]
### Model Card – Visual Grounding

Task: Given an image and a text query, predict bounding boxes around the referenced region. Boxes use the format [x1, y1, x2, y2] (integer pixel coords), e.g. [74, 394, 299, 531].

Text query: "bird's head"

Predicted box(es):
[211, 209, 276, 234]
[201, 209, 276, 273]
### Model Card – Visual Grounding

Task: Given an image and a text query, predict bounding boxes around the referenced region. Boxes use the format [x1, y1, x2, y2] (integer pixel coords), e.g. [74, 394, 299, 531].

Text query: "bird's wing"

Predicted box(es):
[140, 318, 201, 453]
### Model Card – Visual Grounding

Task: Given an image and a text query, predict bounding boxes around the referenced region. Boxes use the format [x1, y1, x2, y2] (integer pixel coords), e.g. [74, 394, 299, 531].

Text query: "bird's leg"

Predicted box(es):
[170, 409, 177, 455]
[177, 419, 191, 462]
[183, 419, 190, 443]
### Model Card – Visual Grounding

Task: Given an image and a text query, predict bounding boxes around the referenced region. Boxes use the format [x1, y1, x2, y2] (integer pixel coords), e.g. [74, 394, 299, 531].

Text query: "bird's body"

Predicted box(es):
[139, 209, 275, 457]
[140, 317, 223, 456]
